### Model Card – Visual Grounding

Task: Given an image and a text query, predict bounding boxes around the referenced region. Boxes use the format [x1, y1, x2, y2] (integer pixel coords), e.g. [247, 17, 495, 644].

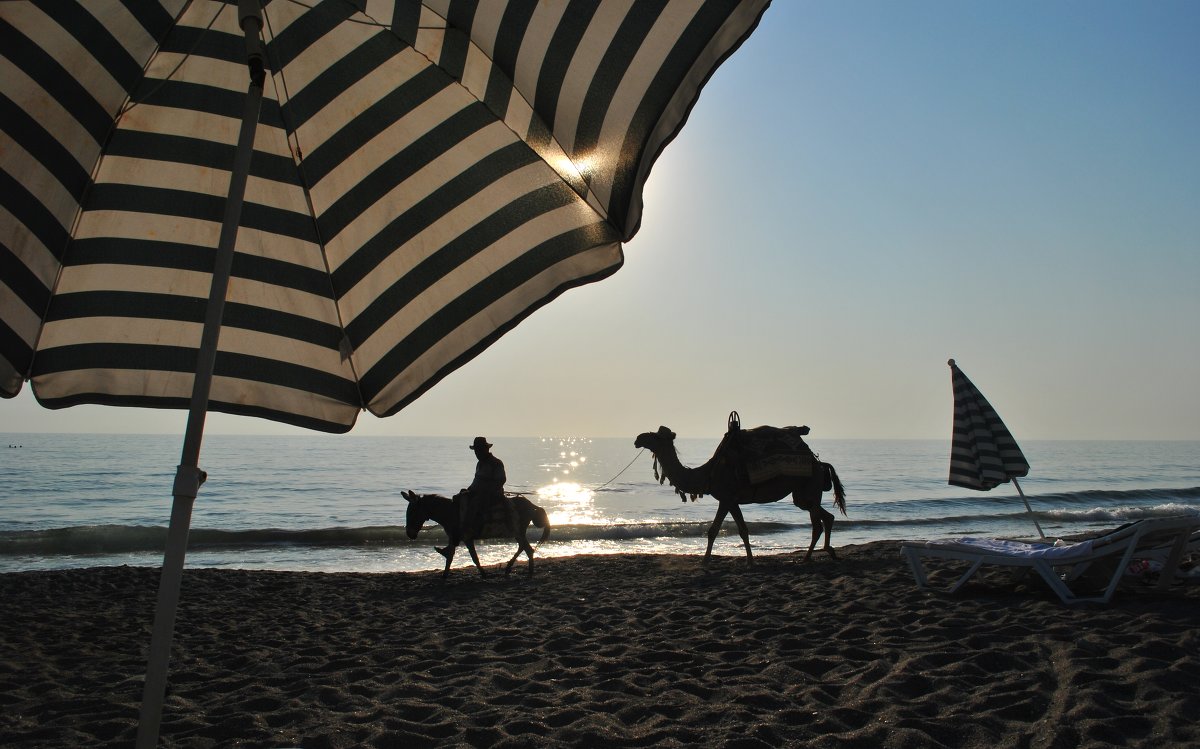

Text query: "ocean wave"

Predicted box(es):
[4, 486, 1196, 558]
[1033, 486, 1200, 505]
[871, 485, 1200, 510]
[0, 521, 800, 557]
[839, 502, 1200, 529]
[1038, 503, 1200, 523]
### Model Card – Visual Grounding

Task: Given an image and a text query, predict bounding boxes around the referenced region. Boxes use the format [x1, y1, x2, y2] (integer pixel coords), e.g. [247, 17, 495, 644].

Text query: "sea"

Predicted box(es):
[1, 433, 1198, 574]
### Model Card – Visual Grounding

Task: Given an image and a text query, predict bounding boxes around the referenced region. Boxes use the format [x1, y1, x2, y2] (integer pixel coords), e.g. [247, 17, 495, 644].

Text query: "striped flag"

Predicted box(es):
[0, 0, 769, 432]
[948, 359, 1030, 490]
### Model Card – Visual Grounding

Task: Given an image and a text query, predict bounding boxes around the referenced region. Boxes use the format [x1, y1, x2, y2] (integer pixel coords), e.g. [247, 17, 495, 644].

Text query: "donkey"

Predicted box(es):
[402, 490, 551, 577]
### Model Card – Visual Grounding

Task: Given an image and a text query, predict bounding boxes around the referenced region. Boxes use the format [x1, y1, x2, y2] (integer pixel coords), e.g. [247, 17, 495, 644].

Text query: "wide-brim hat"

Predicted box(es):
[470, 437, 492, 450]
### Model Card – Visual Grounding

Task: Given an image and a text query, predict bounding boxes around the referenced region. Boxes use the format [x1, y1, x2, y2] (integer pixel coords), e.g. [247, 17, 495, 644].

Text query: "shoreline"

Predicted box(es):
[2, 540, 1199, 747]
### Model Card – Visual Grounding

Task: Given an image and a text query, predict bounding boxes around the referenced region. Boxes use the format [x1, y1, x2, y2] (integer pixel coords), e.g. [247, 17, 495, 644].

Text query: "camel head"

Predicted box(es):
[635, 426, 705, 502]
[634, 426, 676, 453]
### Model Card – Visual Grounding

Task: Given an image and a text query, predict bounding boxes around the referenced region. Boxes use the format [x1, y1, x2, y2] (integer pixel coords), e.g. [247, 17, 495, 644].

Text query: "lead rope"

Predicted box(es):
[590, 449, 646, 493]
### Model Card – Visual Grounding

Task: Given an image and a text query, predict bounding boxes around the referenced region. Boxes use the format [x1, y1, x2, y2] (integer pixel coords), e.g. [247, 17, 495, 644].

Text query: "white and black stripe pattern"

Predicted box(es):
[948, 360, 1030, 491]
[1, 0, 769, 432]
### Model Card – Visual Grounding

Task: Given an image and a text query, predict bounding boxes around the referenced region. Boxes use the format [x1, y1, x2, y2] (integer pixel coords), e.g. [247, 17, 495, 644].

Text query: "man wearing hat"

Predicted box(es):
[455, 437, 511, 535]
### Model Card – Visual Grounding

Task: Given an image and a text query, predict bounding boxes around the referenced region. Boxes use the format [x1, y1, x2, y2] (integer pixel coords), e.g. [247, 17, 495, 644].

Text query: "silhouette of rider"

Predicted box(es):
[457, 437, 511, 533]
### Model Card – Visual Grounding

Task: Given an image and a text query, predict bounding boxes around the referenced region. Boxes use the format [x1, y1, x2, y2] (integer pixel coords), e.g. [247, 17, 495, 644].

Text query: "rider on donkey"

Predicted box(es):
[444, 437, 515, 557]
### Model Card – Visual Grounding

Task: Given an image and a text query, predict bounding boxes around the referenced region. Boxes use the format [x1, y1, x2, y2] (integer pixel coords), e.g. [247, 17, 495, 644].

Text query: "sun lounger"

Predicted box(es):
[900, 516, 1200, 604]
[1133, 526, 1200, 577]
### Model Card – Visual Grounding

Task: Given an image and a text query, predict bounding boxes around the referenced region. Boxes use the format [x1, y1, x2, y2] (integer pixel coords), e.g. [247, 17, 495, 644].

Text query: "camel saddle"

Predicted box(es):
[717, 423, 815, 485]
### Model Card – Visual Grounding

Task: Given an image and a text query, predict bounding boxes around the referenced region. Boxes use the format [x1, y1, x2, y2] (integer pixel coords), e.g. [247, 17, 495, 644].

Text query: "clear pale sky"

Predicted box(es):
[6, 1, 1199, 440]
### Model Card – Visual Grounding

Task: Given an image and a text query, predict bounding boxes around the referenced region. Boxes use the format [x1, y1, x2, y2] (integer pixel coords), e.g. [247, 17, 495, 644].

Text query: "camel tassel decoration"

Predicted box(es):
[654, 455, 701, 502]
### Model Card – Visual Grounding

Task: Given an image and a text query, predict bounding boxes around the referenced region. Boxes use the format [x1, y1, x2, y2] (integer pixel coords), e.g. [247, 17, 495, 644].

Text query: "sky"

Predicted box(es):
[6, 1, 1199, 441]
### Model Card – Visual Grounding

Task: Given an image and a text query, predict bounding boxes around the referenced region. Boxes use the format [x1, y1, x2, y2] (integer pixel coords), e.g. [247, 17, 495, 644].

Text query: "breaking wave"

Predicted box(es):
[4, 486, 1196, 559]
[0, 521, 798, 557]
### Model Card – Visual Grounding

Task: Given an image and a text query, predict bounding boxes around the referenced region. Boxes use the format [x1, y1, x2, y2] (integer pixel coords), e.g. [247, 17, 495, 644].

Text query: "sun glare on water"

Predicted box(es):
[535, 437, 599, 525]
[537, 481, 597, 526]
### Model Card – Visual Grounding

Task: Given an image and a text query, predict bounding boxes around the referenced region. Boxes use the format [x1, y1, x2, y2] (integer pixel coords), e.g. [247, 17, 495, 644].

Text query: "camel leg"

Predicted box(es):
[464, 539, 487, 577]
[728, 503, 754, 565]
[804, 509, 823, 562]
[705, 505, 731, 563]
[820, 507, 837, 559]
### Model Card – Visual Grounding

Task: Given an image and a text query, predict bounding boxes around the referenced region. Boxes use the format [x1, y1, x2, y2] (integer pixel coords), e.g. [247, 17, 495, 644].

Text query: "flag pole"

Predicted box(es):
[1011, 477, 1046, 539]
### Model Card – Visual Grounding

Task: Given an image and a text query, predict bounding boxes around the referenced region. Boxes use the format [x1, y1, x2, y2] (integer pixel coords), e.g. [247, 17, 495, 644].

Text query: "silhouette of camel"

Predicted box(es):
[635, 426, 846, 564]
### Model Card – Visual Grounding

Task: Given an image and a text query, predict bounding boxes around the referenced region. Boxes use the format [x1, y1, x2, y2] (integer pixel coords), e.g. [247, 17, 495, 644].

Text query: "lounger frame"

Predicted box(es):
[901, 516, 1199, 604]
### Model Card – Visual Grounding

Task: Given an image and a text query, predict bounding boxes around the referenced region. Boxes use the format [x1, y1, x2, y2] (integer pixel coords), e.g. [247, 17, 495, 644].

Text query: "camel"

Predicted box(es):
[402, 490, 550, 578]
[634, 426, 846, 564]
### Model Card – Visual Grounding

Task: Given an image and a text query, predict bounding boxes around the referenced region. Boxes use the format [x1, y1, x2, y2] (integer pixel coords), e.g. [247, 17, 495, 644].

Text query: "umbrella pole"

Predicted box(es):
[1012, 477, 1046, 540]
[136, 5, 265, 748]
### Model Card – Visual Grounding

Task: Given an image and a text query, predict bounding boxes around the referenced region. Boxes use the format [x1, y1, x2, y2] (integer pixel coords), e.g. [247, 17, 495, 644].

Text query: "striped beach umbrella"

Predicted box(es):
[1, 0, 768, 430]
[0, 2, 769, 745]
[948, 358, 1043, 537]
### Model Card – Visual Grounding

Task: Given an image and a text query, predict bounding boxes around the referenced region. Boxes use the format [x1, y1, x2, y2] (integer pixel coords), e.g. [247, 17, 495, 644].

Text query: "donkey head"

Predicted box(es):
[401, 490, 427, 539]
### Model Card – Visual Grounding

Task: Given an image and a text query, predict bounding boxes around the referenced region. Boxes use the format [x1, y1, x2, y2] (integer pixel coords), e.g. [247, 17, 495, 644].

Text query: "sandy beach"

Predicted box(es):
[2, 540, 1198, 748]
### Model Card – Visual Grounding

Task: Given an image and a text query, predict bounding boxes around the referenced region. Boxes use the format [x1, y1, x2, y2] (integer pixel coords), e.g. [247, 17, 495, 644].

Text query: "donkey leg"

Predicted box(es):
[705, 505, 730, 564]
[728, 504, 754, 565]
[506, 526, 536, 576]
[520, 529, 537, 577]
[465, 539, 487, 577]
[436, 528, 463, 560]
[504, 530, 525, 575]
[438, 534, 460, 577]
[504, 546, 521, 575]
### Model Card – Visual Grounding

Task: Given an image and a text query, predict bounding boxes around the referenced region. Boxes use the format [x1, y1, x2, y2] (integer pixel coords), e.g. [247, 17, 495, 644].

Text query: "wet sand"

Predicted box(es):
[2, 541, 1198, 748]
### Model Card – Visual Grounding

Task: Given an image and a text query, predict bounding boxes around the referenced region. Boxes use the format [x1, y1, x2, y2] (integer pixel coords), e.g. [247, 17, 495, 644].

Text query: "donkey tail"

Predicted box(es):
[827, 464, 847, 516]
[533, 506, 551, 545]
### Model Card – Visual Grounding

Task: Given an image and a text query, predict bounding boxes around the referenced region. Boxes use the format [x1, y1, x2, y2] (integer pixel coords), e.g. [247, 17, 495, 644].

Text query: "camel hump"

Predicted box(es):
[724, 425, 816, 484]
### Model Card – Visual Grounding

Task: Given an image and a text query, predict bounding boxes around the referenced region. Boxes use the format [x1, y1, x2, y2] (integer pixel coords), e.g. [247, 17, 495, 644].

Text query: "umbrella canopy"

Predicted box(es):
[1, 0, 768, 433]
[1, 2, 770, 745]
[947, 359, 1030, 490]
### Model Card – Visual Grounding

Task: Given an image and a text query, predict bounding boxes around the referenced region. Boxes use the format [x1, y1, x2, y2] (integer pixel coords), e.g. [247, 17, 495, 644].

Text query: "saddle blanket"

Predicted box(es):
[724, 425, 815, 484]
[454, 493, 520, 538]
